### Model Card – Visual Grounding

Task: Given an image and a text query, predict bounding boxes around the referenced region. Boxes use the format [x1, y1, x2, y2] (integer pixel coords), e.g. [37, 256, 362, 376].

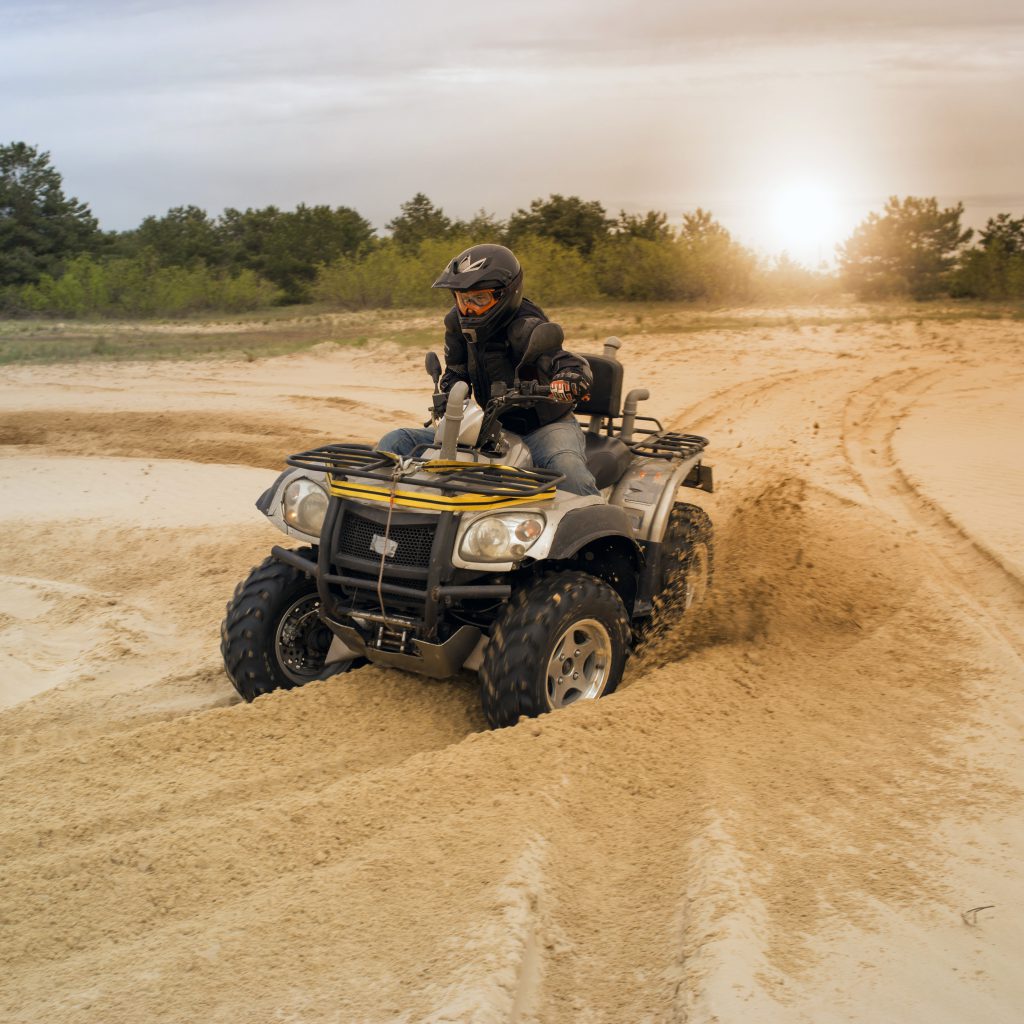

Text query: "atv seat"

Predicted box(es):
[584, 431, 632, 489]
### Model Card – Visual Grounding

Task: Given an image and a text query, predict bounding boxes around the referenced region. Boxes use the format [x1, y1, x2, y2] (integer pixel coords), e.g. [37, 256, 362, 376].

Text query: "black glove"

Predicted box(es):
[551, 370, 590, 401]
[432, 392, 449, 416]
[439, 369, 469, 393]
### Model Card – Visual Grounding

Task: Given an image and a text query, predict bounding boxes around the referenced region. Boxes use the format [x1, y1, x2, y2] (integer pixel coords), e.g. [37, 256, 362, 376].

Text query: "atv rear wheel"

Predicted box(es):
[221, 548, 354, 702]
[658, 503, 714, 612]
[480, 572, 630, 729]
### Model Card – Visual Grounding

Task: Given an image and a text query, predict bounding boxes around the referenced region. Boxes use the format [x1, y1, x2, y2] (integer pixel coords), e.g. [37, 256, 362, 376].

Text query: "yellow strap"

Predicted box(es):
[327, 478, 555, 511]
[325, 458, 556, 511]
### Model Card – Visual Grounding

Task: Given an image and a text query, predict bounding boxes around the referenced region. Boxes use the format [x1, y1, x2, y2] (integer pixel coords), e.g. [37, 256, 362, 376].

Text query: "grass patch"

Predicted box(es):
[1, 299, 1020, 366]
[0, 318, 391, 365]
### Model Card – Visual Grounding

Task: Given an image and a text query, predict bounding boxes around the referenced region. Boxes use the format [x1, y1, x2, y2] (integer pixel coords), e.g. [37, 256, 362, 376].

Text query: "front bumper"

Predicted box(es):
[271, 544, 510, 609]
[325, 621, 482, 679]
[270, 497, 509, 677]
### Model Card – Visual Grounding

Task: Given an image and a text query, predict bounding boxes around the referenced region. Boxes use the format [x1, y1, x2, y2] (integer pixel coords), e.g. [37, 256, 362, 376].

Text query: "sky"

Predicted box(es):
[3, 0, 1024, 264]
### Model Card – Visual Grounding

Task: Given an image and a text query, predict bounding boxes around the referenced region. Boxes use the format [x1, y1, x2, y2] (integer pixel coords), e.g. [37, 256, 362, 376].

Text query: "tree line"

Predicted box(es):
[2, 142, 1021, 319]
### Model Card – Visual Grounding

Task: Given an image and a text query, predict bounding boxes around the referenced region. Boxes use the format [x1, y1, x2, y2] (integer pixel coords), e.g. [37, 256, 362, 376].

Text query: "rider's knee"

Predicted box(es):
[378, 427, 415, 455]
[547, 452, 599, 496]
[546, 450, 585, 471]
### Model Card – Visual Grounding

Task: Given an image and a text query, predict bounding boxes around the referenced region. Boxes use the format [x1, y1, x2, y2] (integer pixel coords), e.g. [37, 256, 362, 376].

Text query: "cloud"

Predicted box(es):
[2, 0, 1022, 240]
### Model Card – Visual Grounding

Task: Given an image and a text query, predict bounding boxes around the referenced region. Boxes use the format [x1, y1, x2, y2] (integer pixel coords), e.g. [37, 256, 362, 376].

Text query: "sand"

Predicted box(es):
[1, 313, 1022, 1022]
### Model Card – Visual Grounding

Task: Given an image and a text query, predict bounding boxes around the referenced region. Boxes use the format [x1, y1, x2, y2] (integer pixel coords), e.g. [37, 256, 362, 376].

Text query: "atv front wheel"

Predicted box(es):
[480, 572, 630, 729]
[221, 548, 352, 702]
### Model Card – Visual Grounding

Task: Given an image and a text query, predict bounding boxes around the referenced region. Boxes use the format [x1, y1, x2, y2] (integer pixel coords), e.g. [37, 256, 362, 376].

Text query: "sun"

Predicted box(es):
[767, 181, 844, 265]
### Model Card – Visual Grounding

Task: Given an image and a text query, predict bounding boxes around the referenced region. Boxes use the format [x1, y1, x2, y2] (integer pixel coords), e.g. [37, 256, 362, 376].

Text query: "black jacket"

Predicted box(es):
[440, 299, 592, 434]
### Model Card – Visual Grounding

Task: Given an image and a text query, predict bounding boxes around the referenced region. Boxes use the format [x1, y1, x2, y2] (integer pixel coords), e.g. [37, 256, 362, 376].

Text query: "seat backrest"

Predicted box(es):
[575, 354, 623, 418]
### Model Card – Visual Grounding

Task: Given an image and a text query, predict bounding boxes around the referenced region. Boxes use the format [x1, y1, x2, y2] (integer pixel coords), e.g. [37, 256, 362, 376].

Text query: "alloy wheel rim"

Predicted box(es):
[545, 618, 613, 708]
[274, 594, 331, 684]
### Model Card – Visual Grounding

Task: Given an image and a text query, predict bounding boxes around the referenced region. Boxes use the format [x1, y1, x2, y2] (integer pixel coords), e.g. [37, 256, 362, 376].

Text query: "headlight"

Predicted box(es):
[460, 512, 546, 562]
[283, 478, 329, 536]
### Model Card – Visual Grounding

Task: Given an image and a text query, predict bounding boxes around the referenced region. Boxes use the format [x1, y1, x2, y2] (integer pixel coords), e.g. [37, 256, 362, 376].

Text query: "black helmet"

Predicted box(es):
[432, 243, 524, 341]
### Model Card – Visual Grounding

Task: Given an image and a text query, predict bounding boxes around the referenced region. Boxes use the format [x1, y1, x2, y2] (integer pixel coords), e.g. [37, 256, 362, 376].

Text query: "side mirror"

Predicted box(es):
[519, 322, 564, 370]
[425, 351, 442, 389]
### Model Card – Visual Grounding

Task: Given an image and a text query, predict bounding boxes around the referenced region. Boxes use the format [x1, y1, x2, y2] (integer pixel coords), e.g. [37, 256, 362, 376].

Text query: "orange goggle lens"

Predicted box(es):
[455, 288, 500, 316]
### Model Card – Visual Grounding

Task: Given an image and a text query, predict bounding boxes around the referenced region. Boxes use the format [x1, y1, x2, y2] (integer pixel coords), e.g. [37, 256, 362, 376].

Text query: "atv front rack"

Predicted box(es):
[287, 444, 563, 511]
[288, 444, 393, 477]
[627, 431, 709, 462]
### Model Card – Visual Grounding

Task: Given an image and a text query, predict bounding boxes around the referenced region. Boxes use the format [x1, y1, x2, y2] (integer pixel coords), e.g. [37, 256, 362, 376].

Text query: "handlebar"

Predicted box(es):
[491, 381, 568, 401]
[469, 381, 571, 453]
[518, 381, 554, 398]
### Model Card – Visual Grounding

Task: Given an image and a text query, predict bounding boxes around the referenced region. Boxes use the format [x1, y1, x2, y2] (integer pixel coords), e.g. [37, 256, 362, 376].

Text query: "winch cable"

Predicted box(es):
[375, 460, 403, 621]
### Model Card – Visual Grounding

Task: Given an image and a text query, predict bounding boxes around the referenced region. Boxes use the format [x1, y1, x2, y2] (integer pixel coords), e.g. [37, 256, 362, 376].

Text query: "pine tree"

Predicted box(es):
[0, 142, 100, 286]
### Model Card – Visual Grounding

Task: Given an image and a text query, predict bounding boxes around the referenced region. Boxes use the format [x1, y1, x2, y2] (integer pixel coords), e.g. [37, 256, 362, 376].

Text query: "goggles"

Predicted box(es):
[454, 288, 501, 316]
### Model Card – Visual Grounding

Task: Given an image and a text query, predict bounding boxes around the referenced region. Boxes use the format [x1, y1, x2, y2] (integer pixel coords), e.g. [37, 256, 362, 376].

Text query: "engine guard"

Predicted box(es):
[325, 621, 481, 679]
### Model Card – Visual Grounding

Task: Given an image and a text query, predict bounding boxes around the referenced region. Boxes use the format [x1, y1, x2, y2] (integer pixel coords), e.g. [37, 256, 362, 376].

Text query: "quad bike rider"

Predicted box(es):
[221, 244, 714, 728]
[376, 243, 600, 498]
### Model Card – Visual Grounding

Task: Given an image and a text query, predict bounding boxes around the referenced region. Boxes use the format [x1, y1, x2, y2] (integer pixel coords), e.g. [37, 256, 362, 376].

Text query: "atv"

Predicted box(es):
[221, 325, 713, 728]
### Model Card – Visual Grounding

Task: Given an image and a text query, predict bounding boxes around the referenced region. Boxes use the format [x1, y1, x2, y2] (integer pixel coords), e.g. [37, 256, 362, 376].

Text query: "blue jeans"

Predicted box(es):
[378, 416, 599, 496]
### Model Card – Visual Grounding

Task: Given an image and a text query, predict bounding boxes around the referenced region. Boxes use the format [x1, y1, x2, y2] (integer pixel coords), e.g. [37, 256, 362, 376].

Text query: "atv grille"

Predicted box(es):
[337, 511, 436, 569]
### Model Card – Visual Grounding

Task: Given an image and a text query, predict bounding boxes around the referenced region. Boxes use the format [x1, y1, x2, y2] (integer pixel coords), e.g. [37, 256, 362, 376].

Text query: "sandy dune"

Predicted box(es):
[1, 313, 1022, 1023]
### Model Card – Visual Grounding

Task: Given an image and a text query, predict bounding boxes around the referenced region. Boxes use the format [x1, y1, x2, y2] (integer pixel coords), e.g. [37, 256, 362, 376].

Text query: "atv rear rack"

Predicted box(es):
[590, 413, 709, 463]
[287, 444, 563, 510]
[627, 431, 709, 462]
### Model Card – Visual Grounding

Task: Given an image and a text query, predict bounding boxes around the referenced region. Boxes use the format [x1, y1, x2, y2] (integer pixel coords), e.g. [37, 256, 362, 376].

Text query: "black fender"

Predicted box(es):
[539, 506, 643, 614]
[546, 505, 643, 565]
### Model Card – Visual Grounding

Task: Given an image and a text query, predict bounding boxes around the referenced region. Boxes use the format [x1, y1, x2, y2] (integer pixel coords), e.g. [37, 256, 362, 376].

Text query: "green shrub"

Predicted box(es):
[514, 235, 599, 303]
[676, 210, 758, 302]
[17, 254, 281, 317]
[313, 234, 600, 310]
[755, 255, 842, 303]
[952, 248, 1024, 299]
[838, 197, 972, 299]
[591, 237, 684, 300]
[950, 216, 1024, 299]
[313, 242, 451, 309]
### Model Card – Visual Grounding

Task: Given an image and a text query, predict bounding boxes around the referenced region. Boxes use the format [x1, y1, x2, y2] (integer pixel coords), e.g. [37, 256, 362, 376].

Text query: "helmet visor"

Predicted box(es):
[454, 288, 501, 316]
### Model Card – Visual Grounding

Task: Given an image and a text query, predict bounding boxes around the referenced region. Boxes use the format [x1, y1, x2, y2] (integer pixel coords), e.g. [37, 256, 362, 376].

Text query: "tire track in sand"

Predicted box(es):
[842, 367, 1024, 658]
[0, 409, 380, 469]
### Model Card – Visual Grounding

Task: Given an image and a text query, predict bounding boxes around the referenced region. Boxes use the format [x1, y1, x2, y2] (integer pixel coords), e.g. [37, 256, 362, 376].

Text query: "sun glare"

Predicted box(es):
[767, 182, 844, 266]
